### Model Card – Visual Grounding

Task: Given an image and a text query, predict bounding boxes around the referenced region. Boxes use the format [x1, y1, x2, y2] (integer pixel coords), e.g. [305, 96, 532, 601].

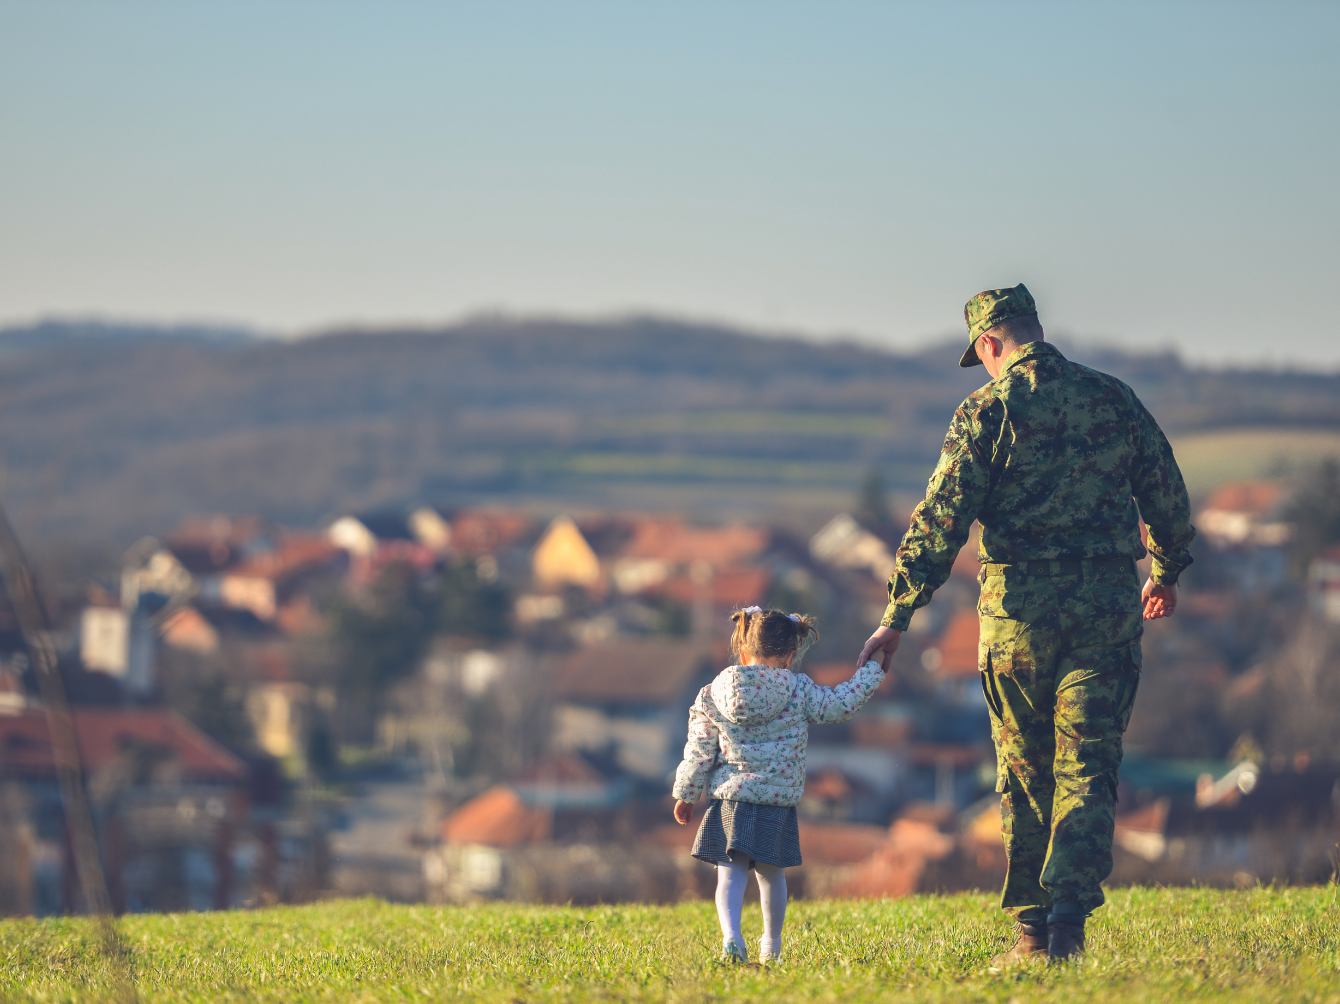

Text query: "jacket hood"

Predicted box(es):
[710, 665, 794, 726]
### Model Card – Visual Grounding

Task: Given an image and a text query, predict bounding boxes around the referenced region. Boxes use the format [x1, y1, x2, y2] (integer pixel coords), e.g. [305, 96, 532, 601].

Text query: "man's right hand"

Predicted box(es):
[1142, 579, 1178, 620]
[857, 625, 901, 673]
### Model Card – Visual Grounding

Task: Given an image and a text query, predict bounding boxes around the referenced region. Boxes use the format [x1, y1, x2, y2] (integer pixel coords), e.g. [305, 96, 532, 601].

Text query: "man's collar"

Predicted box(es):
[999, 339, 1063, 376]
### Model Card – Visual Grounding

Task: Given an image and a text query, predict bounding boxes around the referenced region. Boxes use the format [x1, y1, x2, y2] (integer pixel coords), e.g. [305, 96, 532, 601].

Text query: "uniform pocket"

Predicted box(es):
[978, 570, 1023, 618]
[979, 614, 1036, 678]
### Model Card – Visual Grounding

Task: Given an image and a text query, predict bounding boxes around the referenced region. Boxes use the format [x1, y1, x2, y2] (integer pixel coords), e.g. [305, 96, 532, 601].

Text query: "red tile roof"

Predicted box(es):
[0, 709, 246, 782]
[440, 786, 552, 847]
[551, 640, 709, 704]
[1201, 480, 1283, 517]
[449, 509, 535, 557]
[797, 821, 889, 865]
[224, 534, 342, 582]
[622, 519, 770, 566]
[659, 566, 774, 609]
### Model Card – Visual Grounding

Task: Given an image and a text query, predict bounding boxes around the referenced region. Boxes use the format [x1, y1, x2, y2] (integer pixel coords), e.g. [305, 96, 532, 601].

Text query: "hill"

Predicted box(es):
[0, 317, 1337, 552]
[0, 889, 1335, 1003]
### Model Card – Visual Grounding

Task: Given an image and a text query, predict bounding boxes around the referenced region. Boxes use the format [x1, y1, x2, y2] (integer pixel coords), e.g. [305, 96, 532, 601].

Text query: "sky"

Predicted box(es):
[1, 2, 1337, 367]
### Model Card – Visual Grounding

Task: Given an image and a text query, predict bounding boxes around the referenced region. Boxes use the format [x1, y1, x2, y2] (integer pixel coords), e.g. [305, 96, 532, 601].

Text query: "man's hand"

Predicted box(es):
[673, 799, 693, 825]
[857, 625, 901, 673]
[1142, 579, 1178, 621]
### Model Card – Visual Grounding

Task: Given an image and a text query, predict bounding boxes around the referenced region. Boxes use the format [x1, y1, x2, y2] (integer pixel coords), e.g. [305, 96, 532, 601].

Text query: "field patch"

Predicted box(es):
[1170, 426, 1340, 497]
[0, 888, 1336, 1003]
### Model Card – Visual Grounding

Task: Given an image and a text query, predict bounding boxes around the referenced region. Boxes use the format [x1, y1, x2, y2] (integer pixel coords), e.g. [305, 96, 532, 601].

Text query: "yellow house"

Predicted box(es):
[532, 516, 602, 590]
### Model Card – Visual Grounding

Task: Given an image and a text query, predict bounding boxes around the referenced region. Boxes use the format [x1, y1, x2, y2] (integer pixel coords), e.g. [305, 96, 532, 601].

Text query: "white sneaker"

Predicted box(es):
[758, 936, 782, 964]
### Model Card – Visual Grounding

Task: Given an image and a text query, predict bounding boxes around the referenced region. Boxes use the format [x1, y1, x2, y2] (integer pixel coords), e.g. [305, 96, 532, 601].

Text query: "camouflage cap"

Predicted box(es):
[959, 283, 1037, 367]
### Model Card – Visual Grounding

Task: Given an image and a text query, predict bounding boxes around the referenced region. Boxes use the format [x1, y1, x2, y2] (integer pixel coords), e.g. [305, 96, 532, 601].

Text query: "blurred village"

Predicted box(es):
[0, 463, 1338, 916]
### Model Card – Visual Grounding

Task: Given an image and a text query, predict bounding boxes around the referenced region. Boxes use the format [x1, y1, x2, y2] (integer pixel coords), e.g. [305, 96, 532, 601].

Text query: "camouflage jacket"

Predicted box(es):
[881, 341, 1195, 632]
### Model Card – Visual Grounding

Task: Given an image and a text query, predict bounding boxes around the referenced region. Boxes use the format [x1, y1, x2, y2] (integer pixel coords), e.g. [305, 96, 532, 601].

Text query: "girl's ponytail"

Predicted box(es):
[729, 606, 819, 660]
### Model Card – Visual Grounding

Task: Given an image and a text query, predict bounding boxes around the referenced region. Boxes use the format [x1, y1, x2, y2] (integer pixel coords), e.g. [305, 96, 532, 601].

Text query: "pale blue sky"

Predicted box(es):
[2, 2, 1336, 366]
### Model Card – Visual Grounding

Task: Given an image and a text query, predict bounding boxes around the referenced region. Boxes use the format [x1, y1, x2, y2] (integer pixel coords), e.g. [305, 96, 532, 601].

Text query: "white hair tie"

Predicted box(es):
[740, 605, 762, 616]
[788, 613, 801, 623]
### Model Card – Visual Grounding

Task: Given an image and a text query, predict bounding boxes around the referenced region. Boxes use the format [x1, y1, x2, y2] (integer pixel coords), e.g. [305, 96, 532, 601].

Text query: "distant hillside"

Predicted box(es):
[0, 316, 1337, 551]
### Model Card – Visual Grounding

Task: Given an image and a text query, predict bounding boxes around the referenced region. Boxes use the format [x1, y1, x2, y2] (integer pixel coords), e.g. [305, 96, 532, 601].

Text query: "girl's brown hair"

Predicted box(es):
[728, 608, 819, 662]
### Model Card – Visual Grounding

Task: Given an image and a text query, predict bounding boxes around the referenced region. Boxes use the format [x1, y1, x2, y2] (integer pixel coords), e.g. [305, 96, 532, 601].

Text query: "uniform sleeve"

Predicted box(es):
[671, 691, 720, 803]
[800, 662, 886, 724]
[1130, 401, 1196, 585]
[881, 400, 997, 631]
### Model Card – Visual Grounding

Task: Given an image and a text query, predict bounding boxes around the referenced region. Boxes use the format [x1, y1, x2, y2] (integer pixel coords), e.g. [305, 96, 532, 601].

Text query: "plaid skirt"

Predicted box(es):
[691, 798, 802, 868]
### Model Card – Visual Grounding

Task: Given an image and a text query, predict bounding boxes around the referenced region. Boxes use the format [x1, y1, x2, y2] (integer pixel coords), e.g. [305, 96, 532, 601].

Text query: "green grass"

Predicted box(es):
[588, 411, 893, 438]
[1, 889, 1337, 1003]
[1169, 426, 1340, 498]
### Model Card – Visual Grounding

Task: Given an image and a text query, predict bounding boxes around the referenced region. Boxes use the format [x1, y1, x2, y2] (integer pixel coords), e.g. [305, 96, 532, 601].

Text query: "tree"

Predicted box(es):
[856, 466, 891, 527]
[1282, 458, 1340, 577]
[327, 561, 438, 703]
[439, 559, 511, 641]
[180, 674, 254, 753]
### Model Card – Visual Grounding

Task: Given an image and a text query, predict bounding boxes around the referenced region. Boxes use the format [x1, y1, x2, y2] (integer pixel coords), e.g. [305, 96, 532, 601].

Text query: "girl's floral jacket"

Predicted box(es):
[672, 661, 885, 807]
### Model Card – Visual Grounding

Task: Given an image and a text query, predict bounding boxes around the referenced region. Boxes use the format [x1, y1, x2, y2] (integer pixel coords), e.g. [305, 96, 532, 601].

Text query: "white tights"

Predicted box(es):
[715, 859, 787, 959]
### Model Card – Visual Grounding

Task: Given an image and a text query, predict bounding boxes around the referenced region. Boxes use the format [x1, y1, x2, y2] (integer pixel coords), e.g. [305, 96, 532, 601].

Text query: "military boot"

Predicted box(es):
[1046, 907, 1086, 963]
[989, 922, 1048, 969]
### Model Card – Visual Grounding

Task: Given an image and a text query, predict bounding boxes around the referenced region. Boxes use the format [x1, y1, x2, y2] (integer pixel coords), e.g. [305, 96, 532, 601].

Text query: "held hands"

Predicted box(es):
[1142, 579, 1178, 621]
[857, 625, 901, 673]
[673, 799, 693, 825]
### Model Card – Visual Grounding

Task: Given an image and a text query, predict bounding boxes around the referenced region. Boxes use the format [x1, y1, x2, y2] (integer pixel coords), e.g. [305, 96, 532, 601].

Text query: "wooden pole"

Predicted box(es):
[0, 505, 132, 992]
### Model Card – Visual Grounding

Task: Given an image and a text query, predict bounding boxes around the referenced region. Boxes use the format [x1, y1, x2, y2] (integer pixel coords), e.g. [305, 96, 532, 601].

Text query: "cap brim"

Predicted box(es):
[959, 340, 983, 368]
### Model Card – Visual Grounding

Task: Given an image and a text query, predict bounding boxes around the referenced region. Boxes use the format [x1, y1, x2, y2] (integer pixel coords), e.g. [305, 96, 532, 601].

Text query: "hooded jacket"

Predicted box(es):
[671, 660, 885, 807]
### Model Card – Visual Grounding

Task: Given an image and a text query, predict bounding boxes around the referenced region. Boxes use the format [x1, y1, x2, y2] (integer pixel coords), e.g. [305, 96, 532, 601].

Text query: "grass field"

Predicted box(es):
[1169, 426, 1340, 498]
[2, 889, 1337, 1004]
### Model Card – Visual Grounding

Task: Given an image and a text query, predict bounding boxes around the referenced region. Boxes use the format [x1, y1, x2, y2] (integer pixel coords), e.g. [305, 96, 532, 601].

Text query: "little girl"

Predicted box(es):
[672, 606, 886, 964]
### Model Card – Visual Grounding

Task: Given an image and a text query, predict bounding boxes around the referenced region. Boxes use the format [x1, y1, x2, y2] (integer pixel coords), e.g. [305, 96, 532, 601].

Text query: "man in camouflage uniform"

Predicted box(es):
[858, 284, 1195, 964]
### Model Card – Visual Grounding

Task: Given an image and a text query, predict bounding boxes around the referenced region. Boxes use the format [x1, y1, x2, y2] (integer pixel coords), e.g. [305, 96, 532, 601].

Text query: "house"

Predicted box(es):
[606, 518, 778, 633]
[425, 750, 672, 904]
[548, 639, 711, 782]
[1308, 544, 1340, 623]
[532, 515, 606, 591]
[120, 541, 197, 608]
[407, 506, 453, 553]
[809, 514, 896, 582]
[621, 518, 770, 569]
[441, 786, 552, 850]
[821, 801, 1006, 900]
[157, 606, 221, 654]
[197, 533, 343, 623]
[798, 768, 883, 823]
[245, 681, 313, 759]
[447, 509, 536, 558]
[1107, 753, 1340, 888]
[919, 608, 981, 706]
[1196, 481, 1291, 590]
[327, 515, 379, 559]
[0, 708, 249, 915]
[77, 592, 155, 697]
[656, 565, 774, 613]
[809, 515, 981, 634]
[1198, 481, 1290, 548]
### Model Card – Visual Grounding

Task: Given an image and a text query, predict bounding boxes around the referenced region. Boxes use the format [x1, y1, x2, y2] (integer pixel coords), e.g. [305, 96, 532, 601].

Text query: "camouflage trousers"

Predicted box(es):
[977, 558, 1143, 921]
